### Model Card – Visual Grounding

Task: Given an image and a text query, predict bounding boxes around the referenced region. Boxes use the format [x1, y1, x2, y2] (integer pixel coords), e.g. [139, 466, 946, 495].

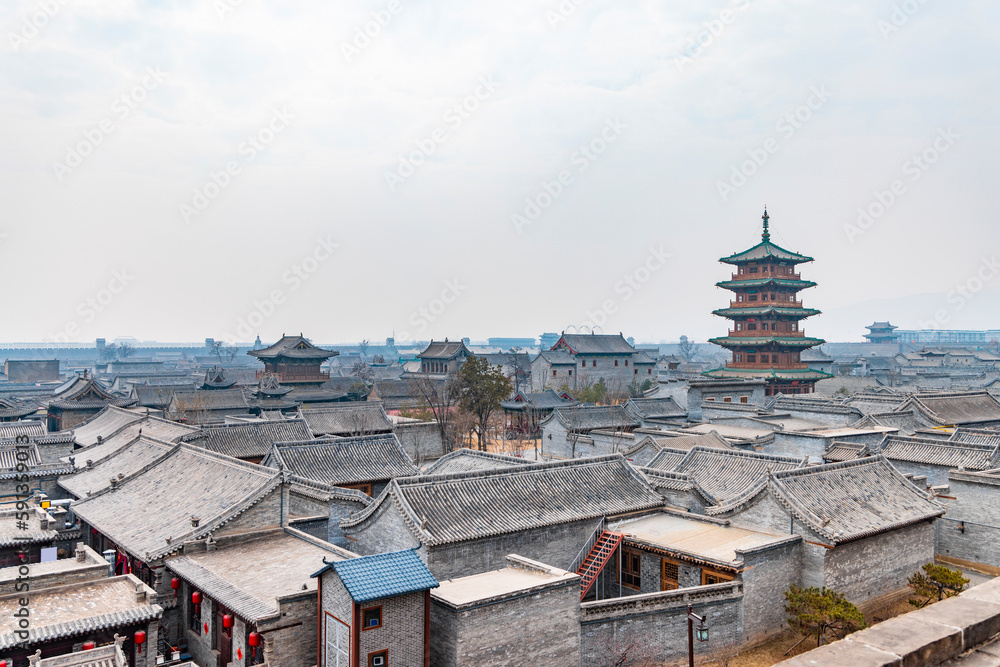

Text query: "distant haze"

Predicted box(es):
[1, 1, 997, 345]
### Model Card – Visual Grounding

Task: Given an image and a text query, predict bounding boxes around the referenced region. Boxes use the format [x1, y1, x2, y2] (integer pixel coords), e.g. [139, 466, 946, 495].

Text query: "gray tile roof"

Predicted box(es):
[72, 444, 281, 560]
[59, 436, 177, 498]
[673, 447, 807, 509]
[635, 467, 694, 492]
[624, 397, 686, 420]
[167, 388, 249, 412]
[852, 409, 938, 436]
[165, 530, 348, 623]
[0, 575, 162, 650]
[342, 455, 664, 546]
[263, 434, 418, 486]
[248, 335, 337, 361]
[0, 420, 46, 439]
[650, 432, 734, 452]
[68, 407, 145, 447]
[898, 391, 1000, 426]
[948, 427, 1000, 446]
[183, 419, 313, 460]
[418, 340, 472, 360]
[644, 448, 689, 471]
[67, 416, 198, 468]
[500, 389, 576, 411]
[0, 441, 40, 468]
[298, 404, 393, 437]
[422, 449, 532, 475]
[534, 350, 577, 365]
[823, 441, 871, 463]
[547, 405, 640, 432]
[133, 384, 195, 408]
[879, 435, 998, 470]
[769, 456, 945, 543]
[554, 334, 635, 355]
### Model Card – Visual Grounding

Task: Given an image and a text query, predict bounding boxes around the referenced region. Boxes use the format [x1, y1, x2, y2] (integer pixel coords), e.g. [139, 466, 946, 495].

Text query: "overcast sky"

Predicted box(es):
[2, 0, 998, 346]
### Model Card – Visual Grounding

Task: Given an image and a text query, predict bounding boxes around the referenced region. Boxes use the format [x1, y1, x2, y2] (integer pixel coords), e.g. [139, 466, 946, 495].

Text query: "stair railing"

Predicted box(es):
[568, 517, 607, 574]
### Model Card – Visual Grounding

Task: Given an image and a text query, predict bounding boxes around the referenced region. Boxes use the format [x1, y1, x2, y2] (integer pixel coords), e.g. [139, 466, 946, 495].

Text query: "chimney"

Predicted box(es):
[190, 516, 200, 529]
[206, 536, 217, 552]
[96, 435, 102, 444]
[86, 460, 93, 469]
[135, 582, 147, 603]
[109, 478, 118, 491]
[75, 543, 86, 562]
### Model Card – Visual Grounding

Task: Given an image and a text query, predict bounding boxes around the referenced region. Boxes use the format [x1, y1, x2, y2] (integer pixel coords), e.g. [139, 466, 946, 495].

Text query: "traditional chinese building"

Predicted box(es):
[248, 334, 336, 386]
[864, 321, 900, 344]
[704, 210, 831, 396]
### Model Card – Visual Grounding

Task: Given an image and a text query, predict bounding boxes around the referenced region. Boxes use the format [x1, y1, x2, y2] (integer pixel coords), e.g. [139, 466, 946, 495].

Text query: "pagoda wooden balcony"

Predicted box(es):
[725, 362, 809, 370]
[726, 330, 805, 337]
[256, 370, 330, 383]
[732, 270, 801, 281]
[729, 299, 804, 309]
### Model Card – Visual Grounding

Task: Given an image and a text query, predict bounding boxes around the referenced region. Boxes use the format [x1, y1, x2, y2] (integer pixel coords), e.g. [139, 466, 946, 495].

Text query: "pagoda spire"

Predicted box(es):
[761, 207, 770, 243]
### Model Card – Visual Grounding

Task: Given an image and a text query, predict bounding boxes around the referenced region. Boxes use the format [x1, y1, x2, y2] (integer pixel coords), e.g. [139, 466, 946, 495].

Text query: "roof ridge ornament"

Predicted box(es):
[761, 207, 770, 243]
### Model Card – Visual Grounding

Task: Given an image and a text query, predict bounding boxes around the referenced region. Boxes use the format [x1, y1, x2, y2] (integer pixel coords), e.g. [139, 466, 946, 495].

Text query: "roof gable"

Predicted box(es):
[265, 433, 418, 486]
[342, 455, 664, 546]
[769, 456, 944, 543]
[248, 335, 337, 361]
[553, 333, 635, 355]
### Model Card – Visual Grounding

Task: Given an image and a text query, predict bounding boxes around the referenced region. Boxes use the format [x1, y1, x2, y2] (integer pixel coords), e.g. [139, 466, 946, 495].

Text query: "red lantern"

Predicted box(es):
[248, 631, 260, 658]
[191, 591, 202, 613]
[83, 641, 96, 650]
[134, 630, 146, 654]
[171, 578, 181, 598]
[223, 614, 233, 637]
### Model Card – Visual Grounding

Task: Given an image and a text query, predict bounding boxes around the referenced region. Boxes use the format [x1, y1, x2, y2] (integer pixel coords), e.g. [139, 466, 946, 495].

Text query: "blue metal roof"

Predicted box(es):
[315, 550, 438, 603]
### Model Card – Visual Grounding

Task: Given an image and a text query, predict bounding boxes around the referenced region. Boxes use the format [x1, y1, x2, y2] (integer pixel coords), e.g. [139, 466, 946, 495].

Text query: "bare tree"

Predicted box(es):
[358, 339, 370, 359]
[413, 376, 458, 454]
[678, 335, 696, 362]
[351, 361, 374, 382]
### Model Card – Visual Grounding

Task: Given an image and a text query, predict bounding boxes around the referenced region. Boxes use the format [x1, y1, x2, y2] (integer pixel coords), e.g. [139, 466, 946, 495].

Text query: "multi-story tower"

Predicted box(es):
[704, 210, 832, 395]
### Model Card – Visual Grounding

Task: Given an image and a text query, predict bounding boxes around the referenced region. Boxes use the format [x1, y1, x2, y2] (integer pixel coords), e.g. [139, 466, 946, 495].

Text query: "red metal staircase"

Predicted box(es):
[576, 530, 623, 601]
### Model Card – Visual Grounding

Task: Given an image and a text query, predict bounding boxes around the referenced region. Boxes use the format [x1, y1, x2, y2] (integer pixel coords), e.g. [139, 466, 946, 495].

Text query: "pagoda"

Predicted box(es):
[247, 333, 336, 386]
[703, 209, 832, 395]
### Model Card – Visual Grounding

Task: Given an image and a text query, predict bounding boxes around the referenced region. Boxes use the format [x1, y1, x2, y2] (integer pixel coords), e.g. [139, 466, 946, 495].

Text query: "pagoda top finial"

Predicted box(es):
[761, 207, 770, 243]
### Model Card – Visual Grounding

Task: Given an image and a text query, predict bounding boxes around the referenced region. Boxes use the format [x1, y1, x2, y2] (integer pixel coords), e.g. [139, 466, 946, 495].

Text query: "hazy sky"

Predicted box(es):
[2, 0, 998, 346]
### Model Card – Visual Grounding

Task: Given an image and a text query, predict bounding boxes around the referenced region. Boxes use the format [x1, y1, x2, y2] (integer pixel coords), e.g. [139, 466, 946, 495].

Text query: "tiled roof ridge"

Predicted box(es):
[704, 480, 769, 516]
[284, 472, 373, 506]
[166, 556, 279, 623]
[338, 480, 427, 542]
[881, 434, 995, 451]
[400, 453, 629, 486]
[65, 433, 177, 471]
[768, 455, 945, 543]
[426, 448, 531, 469]
[635, 467, 694, 491]
[149, 474, 285, 560]
[67, 405, 143, 439]
[678, 446, 806, 468]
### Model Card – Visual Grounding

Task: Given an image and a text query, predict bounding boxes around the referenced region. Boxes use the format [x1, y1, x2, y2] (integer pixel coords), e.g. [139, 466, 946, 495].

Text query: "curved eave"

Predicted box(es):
[712, 308, 820, 318]
[715, 279, 817, 290]
[719, 241, 814, 265]
[702, 367, 834, 381]
[708, 336, 825, 347]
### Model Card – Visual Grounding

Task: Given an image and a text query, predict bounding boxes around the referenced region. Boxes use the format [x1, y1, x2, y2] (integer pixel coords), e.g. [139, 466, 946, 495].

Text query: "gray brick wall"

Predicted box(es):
[580, 585, 744, 667]
[394, 421, 445, 463]
[343, 500, 422, 557]
[821, 521, 935, 603]
[261, 594, 318, 667]
[431, 578, 579, 666]
[358, 591, 426, 667]
[425, 519, 597, 581]
[738, 538, 802, 644]
[215, 486, 284, 538]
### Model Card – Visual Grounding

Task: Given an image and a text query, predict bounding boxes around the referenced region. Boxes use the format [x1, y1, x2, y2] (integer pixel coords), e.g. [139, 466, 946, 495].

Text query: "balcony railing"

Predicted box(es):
[725, 362, 809, 370]
[729, 299, 804, 309]
[726, 329, 804, 337]
[731, 270, 801, 281]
